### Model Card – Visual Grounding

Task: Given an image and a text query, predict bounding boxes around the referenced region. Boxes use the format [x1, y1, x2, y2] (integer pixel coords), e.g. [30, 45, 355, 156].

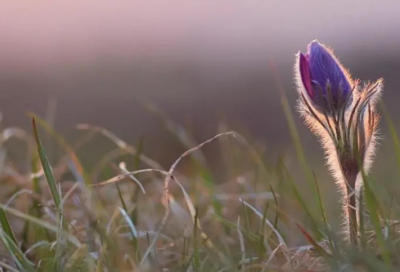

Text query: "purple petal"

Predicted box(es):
[299, 53, 313, 98]
[308, 41, 351, 99]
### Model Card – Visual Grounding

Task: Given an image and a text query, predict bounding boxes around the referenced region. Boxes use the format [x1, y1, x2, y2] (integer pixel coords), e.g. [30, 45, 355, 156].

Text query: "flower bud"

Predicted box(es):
[297, 40, 353, 112]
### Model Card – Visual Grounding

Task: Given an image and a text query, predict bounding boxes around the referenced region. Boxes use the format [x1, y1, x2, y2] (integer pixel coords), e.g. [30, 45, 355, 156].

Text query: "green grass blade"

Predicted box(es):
[0, 230, 35, 272]
[278, 162, 320, 237]
[380, 102, 400, 176]
[32, 115, 69, 268]
[0, 208, 17, 247]
[23, 155, 50, 247]
[312, 171, 336, 257]
[257, 200, 269, 258]
[32, 117, 67, 230]
[362, 171, 391, 266]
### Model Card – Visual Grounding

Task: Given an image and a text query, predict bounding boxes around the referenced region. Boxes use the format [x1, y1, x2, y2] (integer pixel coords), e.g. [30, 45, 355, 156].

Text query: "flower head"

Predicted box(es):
[297, 40, 353, 112]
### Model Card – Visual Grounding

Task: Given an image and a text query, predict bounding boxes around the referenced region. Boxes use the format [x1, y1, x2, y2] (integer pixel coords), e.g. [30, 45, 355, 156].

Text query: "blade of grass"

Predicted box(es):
[115, 178, 140, 259]
[115, 183, 128, 215]
[0, 209, 17, 248]
[240, 200, 252, 258]
[257, 201, 269, 258]
[241, 200, 285, 246]
[117, 207, 139, 254]
[24, 155, 50, 247]
[237, 216, 246, 272]
[312, 171, 336, 257]
[32, 117, 67, 231]
[380, 102, 400, 178]
[295, 223, 331, 259]
[0, 230, 35, 272]
[31, 116, 70, 269]
[361, 170, 391, 266]
[0, 148, 18, 249]
[269, 185, 279, 230]
[278, 162, 319, 236]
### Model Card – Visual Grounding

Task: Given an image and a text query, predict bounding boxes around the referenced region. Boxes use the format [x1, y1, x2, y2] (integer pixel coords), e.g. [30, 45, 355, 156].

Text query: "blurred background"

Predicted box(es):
[1, 1, 400, 203]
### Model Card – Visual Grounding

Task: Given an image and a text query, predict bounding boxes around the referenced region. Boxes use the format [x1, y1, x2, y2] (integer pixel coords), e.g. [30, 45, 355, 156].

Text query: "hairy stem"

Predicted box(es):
[344, 172, 358, 245]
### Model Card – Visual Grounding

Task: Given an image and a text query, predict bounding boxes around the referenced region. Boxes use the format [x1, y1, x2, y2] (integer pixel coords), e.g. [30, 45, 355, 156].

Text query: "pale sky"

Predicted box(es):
[0, 1, 399, 72]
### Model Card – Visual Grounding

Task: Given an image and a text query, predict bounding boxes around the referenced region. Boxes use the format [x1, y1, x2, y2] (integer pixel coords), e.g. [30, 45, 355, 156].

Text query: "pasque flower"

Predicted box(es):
[294, 40, 383, 244]
[298, 40, 353, 112]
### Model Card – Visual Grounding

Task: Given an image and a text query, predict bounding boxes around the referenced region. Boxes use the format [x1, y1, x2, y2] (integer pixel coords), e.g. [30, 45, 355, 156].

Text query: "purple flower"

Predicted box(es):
[298, 40, 353, 111]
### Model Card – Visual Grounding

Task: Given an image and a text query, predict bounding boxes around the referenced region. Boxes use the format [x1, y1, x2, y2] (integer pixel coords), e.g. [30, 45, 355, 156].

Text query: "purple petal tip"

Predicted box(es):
[299, 53, 313, 98]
